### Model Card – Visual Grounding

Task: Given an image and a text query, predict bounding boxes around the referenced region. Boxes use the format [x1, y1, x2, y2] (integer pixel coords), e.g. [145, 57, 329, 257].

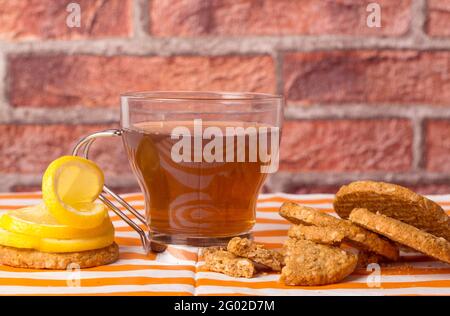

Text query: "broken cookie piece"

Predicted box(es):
[281, 238, 358, 286]
[227, 237, 284, 271]
[203, 248, 255, 278]
[288, 224, 345, 245]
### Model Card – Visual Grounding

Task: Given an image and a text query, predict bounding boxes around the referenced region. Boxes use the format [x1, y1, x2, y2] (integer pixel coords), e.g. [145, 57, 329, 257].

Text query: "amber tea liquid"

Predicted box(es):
[122, 121, 275, 242]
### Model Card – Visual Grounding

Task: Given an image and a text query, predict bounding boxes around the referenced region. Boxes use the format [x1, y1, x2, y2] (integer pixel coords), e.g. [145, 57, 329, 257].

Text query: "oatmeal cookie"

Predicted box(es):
[0, 242, 119, 269]
[281, 238, 358, 286]
[349, 208, 450, 264]
[334, 181, 450, 241]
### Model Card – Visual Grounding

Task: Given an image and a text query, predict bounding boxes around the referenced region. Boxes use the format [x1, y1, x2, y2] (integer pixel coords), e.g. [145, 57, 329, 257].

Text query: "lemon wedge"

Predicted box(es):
[42, 156, 106, 229]
[0, 227, 114, 253]
[0, 203, 114, 239]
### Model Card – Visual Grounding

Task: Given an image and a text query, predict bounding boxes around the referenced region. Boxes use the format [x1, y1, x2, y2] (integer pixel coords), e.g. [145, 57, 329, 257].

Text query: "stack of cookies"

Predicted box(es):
[279, 201, 399, 285]
[335, 181, 450, 265]
[203, 181, 450, 286]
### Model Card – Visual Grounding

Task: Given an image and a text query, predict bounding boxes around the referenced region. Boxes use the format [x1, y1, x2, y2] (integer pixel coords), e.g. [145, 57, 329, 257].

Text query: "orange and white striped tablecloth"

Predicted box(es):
[0, 192, 449, 296]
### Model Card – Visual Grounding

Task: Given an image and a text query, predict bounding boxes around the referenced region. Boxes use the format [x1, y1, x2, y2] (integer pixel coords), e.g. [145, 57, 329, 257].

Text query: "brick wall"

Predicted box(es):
[1, 0, 450, 194]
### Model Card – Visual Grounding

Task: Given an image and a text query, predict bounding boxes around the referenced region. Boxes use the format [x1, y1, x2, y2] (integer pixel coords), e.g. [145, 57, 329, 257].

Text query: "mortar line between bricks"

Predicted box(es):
[0, 174, 138, 192]
[412, 117, 425, 171]
[4, 104, 450, 125]
[133, 0, 150, 39]
[2, 35, 450, 56]
[273, 51, 284, 95]
[0, 174, 41, 192]
[410, 0, 428, 42]
[4, 107, 119, 125]
[146, 0, 153, 38]
[0, 50, 11, 122]
[284, 105, 450, 120]
[4, 171, 449, 193]
[265, 171, 450, 192]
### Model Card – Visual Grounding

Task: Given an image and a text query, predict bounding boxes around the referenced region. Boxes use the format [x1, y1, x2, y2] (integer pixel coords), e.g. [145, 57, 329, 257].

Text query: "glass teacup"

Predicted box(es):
[73, 91, 284, 249]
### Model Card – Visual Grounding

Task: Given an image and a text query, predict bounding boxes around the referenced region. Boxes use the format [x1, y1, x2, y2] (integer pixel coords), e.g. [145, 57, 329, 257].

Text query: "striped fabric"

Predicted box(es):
[0, 192, 449, 296]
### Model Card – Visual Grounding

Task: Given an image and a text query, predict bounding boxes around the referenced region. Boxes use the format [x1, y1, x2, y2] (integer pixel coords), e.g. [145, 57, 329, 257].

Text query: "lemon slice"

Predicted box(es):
[42, 156, 106, 229]
[38, 230, 115, 253]
[0, 227, 38, 249]
[0, 227, 114, 253]
[0, 203, 114, 239]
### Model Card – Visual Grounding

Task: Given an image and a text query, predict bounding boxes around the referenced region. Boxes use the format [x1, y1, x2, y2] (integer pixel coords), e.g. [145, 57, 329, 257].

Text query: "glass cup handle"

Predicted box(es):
[72, 129, 166, 253]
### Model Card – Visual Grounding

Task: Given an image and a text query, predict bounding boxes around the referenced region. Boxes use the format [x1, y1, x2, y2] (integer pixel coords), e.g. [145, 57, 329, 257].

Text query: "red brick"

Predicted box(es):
[425, 120, 450, 172]
[0, 0, 131, 40]
[0, 125, 131, 178]
[280, 119, 413, 172]
[9, 55, 275, 107]
[427, 0, 450, 37]
[150, 0, 410, 36]
[284, 51, 450, 106]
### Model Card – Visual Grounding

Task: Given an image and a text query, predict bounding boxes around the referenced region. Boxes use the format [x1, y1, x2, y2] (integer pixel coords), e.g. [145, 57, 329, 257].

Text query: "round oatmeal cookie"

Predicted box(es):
[334, 181, 450, 241]
[0, 242, 119, 269]
[349, 208, 450, 264]
[281, 238, 358, 286]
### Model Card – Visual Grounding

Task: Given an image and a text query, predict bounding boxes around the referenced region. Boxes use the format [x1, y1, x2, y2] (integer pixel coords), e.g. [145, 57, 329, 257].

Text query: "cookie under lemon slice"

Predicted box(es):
[42, 156, 107, 229]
